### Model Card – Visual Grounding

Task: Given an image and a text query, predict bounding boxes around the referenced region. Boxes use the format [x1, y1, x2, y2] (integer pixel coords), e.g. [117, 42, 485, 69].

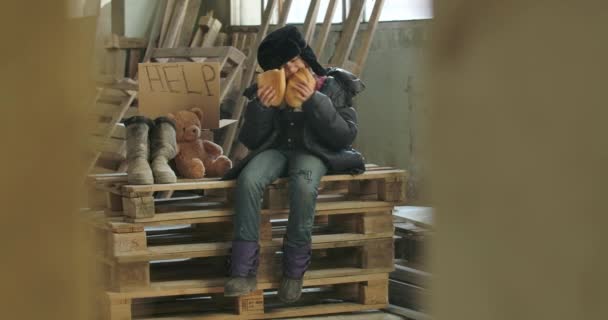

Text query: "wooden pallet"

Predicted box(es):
[101, 272, 389, 320]
[87, 166, 406, 220]
[87, 200, 394, 291]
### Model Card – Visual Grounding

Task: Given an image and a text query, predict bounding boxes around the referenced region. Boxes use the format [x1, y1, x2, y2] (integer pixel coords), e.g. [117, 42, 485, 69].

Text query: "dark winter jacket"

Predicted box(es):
[223, 68, 366, 180]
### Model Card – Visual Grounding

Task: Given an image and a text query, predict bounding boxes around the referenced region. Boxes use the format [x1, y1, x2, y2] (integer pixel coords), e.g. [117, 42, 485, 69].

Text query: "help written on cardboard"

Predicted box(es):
[138, 62, 224, 129]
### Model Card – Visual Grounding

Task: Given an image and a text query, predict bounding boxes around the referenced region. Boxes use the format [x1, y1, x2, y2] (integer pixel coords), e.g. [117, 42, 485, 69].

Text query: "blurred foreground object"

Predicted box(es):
[430, 1, 608, 320]
[1, 0, 98, 319]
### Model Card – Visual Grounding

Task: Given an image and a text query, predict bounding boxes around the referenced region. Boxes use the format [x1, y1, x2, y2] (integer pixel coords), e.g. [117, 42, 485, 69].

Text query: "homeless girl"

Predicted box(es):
[223, 25, 366, 303]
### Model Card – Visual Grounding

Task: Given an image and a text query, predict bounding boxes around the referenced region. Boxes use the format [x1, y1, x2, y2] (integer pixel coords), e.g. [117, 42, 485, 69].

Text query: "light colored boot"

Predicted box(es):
[125, 116, 154, 185]
[150, 117, 177, 184]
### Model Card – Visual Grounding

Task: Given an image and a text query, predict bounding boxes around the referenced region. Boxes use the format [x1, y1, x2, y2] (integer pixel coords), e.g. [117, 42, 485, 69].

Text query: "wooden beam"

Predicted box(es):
[105, 34, 147, 49]
[111, 0, 125, 35]
[162, 0, 188, 48]
[222, 0, 278, 156]
[329, 0, 365, 67]
[142, 0, 167, 64]
[278, 0, 293, 27]
[191, 13, 222, 48]
[302, 0, 321, 44]
[176, 0, 201, 47]
[159, 0, 175, 46]
[352, 0, 385, 76]
[150, 46, 233, 60]
[313, 0, 338, 59]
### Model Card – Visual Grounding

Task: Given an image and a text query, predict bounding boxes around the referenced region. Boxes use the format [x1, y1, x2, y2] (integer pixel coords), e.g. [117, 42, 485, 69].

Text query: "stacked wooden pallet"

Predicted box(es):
[84, 165, 407, 319]
[388, 207, 432, 318]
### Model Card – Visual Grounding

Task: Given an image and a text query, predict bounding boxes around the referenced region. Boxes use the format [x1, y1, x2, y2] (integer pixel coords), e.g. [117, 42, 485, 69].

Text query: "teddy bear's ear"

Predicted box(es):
[190, 107, 204, 124]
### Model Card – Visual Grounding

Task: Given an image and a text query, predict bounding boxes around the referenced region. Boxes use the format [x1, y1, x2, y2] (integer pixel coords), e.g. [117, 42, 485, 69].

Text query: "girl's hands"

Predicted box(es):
[290, 80, 314, 102]
[257, 86, 277, 107]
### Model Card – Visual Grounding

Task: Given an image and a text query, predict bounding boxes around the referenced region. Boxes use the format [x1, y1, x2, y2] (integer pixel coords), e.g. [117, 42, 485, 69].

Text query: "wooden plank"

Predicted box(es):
[235, 290, 264, 316]
[352, 0, 385, 76]
[127, 48, 141, 78]
[134, 303, 388, 320]
[257, 303, 388, 320]
[90, 136, 125, 155]
[176, 0, 201, 47]
[302, 0, 321, 44]
[103, 294, 131, 320]
[151, 46, 232, 59]
[162, 0, 188, 48]
[359, 212, 394, 234]
[109, 231, 147, 254]
[314, 0, 338, 58]
[122, 169, 406, 194]
[108, 271, 388, 298]
[88, 169, 403, 187]
[142, 0, 168, 64]
[194, 15, 223, 48]
[105, 34, 147, 49]
[122, 196, 155, 219]
[159, 0, 176, 47]
[222, 0, 278, 156]
[113, 233, 392, 263]
[360, 279, 389, 305]
[111, 0, 125, 35]
[128, 201, 393, 226]
[328, 0, 365, 67]
[110, 262, 150, 290]
[360, 238, 394, 269]
[277, 0, 293, 27]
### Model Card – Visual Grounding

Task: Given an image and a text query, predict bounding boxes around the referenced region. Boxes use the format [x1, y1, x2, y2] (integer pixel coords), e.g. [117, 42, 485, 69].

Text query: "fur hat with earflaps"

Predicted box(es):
[257, 25, 327, 76]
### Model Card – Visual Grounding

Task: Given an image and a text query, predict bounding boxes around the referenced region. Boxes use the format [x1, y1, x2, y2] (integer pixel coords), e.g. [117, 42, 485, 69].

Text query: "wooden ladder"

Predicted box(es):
[87, 83, 137, 173]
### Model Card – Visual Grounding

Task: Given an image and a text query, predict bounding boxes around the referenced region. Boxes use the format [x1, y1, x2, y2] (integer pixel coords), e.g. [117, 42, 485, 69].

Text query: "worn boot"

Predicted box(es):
[150, 117, 177, 184]
[278, 243, 311, 303]
[224, 240, 260, 297]
[124, 116, 154, 185]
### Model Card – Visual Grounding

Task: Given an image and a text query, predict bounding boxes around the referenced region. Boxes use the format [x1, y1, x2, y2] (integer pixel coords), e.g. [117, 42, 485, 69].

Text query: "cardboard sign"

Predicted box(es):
[138, 62, 220, 129]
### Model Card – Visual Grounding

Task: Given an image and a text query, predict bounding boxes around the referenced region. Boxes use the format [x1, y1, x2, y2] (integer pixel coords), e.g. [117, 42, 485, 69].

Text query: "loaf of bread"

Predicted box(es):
[285, 68, 316, 108]
[256, 68, 286, 107]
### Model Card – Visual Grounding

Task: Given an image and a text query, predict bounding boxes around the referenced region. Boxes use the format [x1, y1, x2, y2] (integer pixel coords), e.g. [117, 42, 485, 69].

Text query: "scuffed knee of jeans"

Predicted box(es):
[237, 171, 264, 191]
[290, 170, 318, 199]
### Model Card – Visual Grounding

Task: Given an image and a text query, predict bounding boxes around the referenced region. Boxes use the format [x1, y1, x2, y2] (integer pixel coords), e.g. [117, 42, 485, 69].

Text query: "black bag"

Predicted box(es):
[317, 146, 366, 175]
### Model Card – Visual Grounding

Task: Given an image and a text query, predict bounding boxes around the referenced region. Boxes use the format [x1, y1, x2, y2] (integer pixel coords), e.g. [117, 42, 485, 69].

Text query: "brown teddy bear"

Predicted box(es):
[167, 108, 232, 178]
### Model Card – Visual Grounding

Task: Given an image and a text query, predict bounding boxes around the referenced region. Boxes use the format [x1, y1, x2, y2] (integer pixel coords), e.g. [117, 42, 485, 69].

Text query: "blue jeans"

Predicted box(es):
[233, 149, 327, 248]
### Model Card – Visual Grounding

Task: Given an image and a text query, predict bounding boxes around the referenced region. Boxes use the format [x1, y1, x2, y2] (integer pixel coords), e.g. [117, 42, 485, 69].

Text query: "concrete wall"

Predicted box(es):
[351, 21, 430, 203]
[314, 21, 431, 203]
